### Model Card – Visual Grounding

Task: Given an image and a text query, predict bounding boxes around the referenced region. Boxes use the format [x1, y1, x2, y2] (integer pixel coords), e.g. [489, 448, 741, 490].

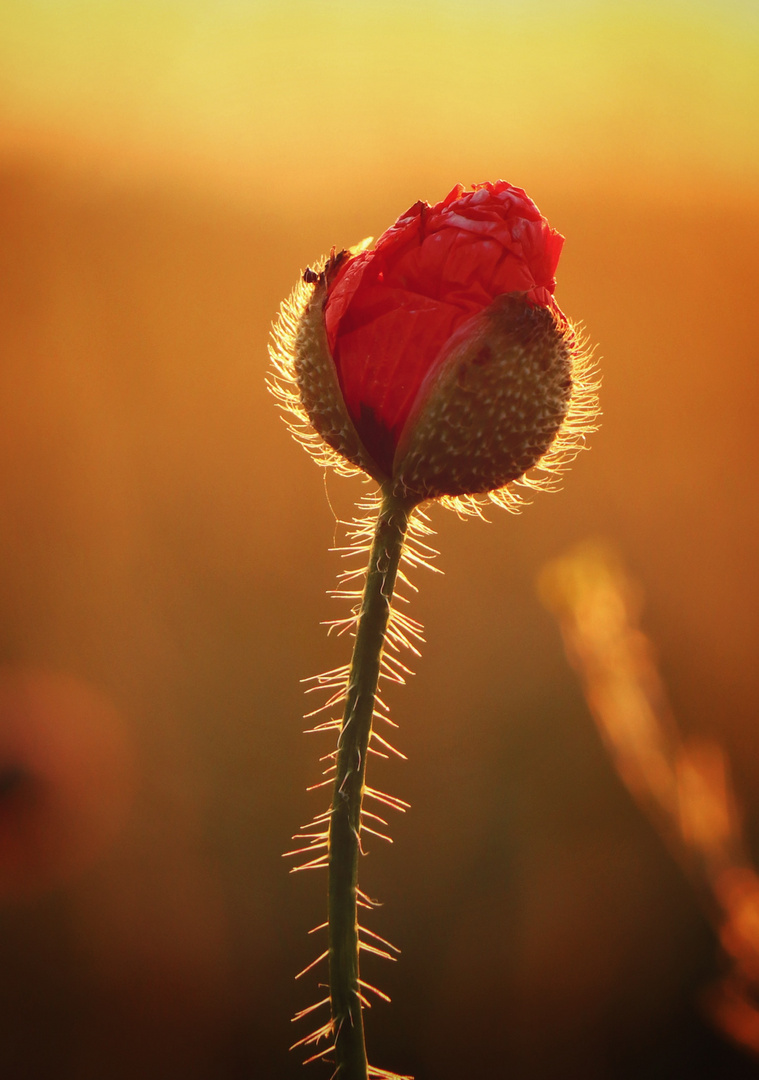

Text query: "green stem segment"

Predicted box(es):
[328, 487, 417, 1079]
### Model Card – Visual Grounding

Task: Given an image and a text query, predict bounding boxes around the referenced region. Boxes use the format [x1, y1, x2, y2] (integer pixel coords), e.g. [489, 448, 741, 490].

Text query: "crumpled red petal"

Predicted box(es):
[323, 180, 565, 474]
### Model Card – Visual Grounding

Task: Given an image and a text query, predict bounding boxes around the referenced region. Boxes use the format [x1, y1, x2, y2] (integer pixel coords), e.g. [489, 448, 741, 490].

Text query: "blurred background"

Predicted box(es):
[0, 1, 758, 1076]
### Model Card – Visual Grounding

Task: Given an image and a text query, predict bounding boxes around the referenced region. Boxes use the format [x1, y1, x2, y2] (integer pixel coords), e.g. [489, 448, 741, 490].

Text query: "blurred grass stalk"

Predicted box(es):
[540, 543, 759, 1059]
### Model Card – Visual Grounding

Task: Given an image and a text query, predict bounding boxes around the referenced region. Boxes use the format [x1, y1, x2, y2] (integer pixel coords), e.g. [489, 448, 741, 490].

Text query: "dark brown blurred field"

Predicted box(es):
[1, 3, 758, 1078]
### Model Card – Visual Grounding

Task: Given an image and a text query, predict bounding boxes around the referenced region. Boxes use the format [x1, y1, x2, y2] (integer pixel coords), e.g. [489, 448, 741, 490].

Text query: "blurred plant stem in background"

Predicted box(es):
[540, 543, 759, 1061]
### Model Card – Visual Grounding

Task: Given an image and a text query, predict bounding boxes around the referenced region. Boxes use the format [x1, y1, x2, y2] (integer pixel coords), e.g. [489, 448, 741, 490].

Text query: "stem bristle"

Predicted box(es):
[287, 491, 439, 1077]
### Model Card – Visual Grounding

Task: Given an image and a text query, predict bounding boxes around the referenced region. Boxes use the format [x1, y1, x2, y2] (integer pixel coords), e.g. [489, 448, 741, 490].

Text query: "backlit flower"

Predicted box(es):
[270, 181, 597, 511]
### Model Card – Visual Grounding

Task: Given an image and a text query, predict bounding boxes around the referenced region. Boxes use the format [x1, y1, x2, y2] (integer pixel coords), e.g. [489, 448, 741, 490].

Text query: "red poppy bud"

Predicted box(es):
[270, 181, 596, 510]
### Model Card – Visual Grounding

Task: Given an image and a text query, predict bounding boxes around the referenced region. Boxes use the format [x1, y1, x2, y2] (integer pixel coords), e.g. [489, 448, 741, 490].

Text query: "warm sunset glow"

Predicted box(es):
[0, 1, 757, 1076]
[1, 2, 757, 205]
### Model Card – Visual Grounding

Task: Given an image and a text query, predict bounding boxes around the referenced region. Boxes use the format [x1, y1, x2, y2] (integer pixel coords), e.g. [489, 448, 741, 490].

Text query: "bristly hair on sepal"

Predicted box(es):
[435, 322, 599, 519]
[268, 247, 384, 485]
[268, 258, 600, 519]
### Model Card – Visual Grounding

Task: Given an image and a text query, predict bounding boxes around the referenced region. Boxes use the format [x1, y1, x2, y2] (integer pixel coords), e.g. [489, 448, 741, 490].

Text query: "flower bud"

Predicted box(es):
[392, 292, 574, 500]
[270, 181, 596, 510]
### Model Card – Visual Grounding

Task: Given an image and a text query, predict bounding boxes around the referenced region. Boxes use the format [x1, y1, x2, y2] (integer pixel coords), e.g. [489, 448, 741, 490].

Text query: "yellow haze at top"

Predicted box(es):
[1, 0, 758, 205]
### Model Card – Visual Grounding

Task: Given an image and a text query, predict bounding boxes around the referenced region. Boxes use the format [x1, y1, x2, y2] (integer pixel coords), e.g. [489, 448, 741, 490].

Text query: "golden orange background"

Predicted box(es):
[1, 2, 758, 1076]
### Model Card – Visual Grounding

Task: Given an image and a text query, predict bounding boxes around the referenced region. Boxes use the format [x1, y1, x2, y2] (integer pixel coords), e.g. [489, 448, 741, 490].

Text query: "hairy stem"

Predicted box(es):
[328, 487, 416, 1079]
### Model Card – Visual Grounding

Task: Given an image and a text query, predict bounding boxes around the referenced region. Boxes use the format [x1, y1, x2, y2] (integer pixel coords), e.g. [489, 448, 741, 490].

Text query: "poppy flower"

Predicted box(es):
[270, 181, 596, 509]
[270, 183, 599, 1075]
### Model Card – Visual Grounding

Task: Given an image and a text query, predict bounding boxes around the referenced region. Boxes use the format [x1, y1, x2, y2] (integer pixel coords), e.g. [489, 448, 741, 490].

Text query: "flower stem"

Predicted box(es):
[328, 487, 416, 1079]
